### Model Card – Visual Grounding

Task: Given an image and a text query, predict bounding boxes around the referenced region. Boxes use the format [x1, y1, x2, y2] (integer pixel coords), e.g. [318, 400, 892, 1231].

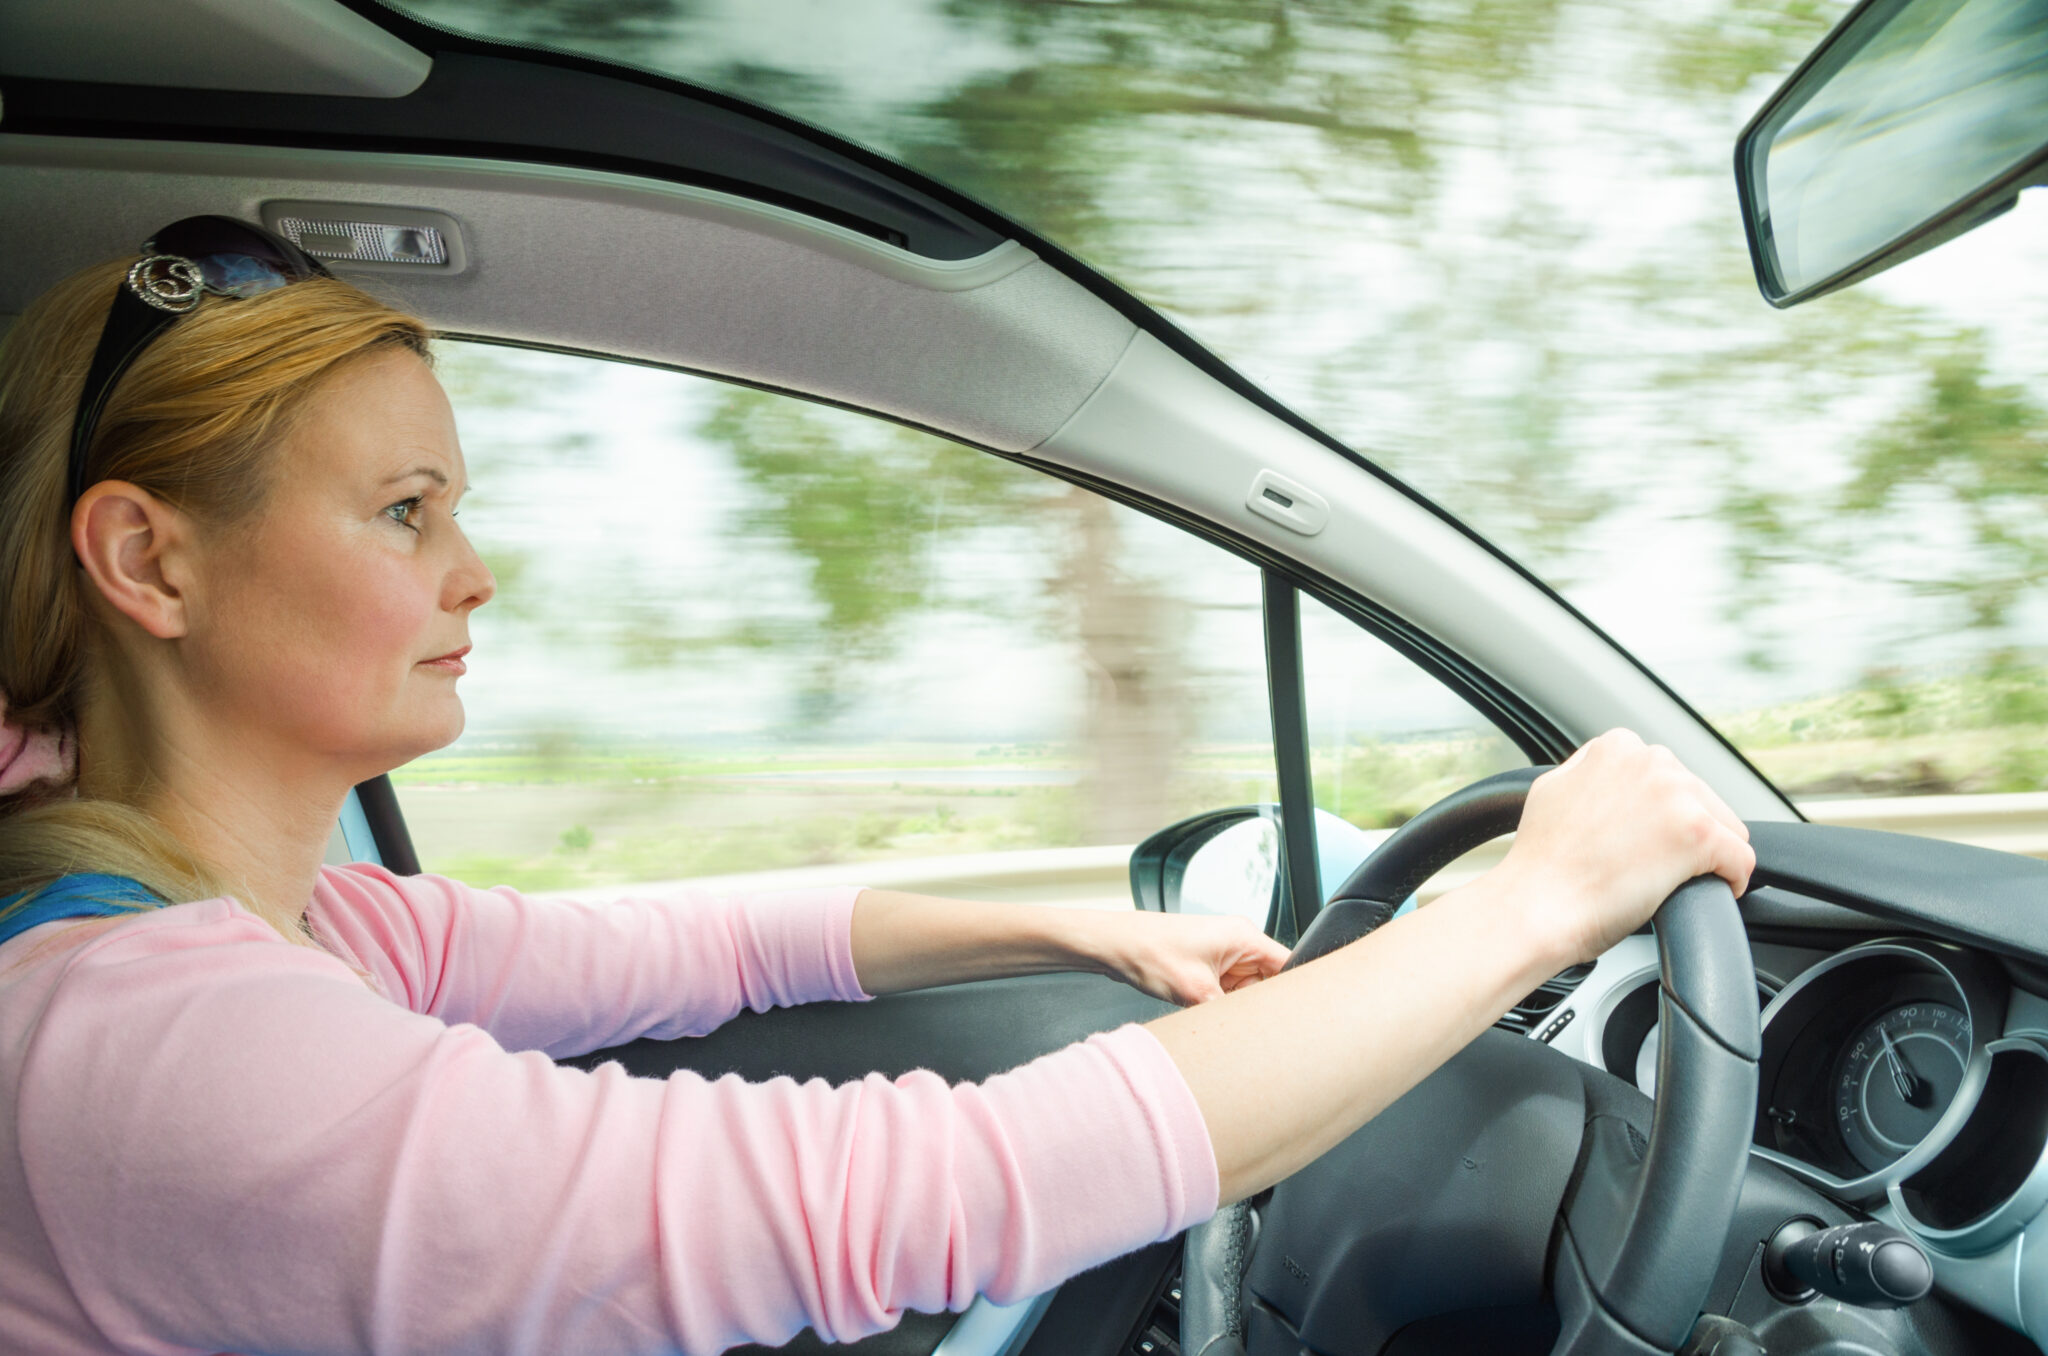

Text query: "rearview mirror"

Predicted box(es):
[1736, 0, 2048, 306]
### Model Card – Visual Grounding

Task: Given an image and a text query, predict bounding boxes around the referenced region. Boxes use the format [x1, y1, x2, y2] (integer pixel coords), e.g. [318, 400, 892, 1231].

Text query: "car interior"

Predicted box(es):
[6, 1, 2048, 1355]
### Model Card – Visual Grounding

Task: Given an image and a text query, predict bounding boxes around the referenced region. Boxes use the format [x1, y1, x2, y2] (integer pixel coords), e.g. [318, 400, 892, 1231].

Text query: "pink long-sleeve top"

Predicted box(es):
[0, 863, 1219, 1355]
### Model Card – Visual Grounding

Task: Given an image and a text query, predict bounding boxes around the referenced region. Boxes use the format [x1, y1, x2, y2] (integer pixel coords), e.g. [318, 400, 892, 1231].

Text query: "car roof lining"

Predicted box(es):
[0, 134, 1136, 454]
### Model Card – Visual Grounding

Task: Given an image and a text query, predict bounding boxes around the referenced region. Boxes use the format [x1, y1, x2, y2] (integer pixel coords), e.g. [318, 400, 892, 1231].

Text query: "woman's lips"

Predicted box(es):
[419, 645, 470, 675]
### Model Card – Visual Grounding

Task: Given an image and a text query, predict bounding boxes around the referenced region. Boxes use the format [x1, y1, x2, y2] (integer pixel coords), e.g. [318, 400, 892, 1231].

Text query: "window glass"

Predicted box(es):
[379, 0, 2048, 812]
[403, 342, 1275, 905]
[1300, 592, 1524, 900]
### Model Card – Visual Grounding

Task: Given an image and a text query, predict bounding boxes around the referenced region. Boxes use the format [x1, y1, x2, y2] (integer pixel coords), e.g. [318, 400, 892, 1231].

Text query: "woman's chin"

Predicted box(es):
[363, 707, 466, 773]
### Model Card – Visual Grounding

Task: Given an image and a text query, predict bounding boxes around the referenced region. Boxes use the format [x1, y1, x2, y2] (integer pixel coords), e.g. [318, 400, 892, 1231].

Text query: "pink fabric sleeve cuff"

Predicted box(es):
[952, 1021, 1221, 1303]
[778, 884, 871, 1004]
[1105, 1022, 1220, 1232]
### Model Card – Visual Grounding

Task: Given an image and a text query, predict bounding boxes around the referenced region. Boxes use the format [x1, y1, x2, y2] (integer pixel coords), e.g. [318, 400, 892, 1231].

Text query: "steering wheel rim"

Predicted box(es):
[1181, 766, 1760, 1356]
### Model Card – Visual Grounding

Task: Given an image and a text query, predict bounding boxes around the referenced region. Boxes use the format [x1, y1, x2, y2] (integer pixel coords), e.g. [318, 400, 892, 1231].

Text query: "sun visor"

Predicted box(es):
[0, 0, 430, 98]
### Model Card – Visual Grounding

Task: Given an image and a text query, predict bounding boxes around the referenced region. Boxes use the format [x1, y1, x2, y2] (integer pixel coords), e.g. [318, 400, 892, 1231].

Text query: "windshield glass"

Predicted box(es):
[384, 0, 2048, 807]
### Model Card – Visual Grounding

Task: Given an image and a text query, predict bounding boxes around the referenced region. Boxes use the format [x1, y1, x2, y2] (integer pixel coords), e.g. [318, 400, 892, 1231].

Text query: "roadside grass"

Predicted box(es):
[405, 756, 1274, 893]
[1717, 666, 2048, 797]
[400, 668, 2048, 892]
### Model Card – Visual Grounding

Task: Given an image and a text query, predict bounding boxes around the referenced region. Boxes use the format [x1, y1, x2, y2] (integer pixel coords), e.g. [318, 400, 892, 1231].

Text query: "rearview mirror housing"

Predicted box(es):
[1736, 0, 2048, 307]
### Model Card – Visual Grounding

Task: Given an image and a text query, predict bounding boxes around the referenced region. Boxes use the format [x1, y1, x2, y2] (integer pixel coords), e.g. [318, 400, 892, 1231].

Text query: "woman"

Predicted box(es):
[0, 219, 1753, 1355]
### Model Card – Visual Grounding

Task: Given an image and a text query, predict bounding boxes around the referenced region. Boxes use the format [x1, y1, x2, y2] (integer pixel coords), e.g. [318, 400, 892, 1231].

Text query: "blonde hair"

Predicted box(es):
[0, 257, 432, 943]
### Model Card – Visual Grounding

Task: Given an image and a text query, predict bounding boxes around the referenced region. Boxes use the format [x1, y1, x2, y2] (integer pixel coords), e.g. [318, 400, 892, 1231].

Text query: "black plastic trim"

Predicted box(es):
[1748, 820, 2048, 960]
[1262, 574, 1322, 940]
[1022, 1240, 1180, 1356]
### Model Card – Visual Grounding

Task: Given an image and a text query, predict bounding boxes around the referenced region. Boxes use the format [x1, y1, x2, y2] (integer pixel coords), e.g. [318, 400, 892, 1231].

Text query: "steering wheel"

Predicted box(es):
[1179, 766, 1760, 1356]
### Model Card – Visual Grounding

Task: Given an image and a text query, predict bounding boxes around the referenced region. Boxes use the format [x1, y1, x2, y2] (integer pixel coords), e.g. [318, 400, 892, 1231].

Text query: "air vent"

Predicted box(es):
[1495, 961, 1597, 1036]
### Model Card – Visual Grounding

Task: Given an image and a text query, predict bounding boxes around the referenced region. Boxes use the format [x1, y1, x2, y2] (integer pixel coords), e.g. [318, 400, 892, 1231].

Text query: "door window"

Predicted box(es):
[400, 341, 1276, 907]
[1299, 592, 1526, 903]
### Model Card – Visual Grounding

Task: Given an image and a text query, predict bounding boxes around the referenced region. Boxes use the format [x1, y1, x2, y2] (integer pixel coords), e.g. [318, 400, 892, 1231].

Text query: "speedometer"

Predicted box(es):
[1834, 1002, 1971, 1174]
[1754, 941, 2000, 1193]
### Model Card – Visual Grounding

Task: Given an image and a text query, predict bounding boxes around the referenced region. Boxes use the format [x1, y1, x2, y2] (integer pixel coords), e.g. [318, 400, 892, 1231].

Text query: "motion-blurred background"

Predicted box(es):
[369, 0, 2048, 901]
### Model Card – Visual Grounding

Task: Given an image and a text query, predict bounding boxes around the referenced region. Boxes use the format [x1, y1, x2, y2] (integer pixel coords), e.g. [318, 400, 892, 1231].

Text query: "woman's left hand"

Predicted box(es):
[1082, 910, 1291, 1006]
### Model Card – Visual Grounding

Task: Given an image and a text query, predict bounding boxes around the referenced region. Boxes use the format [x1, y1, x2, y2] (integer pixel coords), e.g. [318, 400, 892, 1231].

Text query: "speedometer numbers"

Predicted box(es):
[1834, 1003, 1971, 1174]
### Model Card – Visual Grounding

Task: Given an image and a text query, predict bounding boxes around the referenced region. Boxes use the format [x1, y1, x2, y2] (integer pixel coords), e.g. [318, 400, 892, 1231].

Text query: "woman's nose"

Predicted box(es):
[445, 529, 496, 612]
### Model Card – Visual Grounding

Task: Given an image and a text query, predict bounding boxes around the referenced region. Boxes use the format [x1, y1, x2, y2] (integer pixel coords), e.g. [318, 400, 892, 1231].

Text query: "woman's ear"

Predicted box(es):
[71, 481, 194, 640]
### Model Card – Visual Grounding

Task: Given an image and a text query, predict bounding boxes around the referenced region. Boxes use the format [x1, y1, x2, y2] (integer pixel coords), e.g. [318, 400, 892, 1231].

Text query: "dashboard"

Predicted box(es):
[1528, 916, 2048, 1349]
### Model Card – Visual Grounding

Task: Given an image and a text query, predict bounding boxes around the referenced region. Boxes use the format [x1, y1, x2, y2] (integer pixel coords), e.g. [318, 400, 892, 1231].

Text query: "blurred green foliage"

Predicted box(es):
[389, 0, 2048, 897]
[1312, 733, 1525, 829]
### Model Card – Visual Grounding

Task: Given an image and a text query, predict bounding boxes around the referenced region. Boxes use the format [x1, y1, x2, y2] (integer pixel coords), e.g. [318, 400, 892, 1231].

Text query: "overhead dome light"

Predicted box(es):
[279, 218, 445, 265]
[260, 202, 468, 274]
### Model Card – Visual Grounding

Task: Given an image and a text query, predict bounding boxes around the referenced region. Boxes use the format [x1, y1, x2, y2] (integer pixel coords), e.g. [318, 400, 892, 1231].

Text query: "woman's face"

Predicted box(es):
[183, 347, 494, 778]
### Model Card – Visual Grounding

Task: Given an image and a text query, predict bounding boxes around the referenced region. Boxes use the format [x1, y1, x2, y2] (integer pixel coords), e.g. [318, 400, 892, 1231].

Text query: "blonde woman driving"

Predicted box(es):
[0, 218, 1753, 1356]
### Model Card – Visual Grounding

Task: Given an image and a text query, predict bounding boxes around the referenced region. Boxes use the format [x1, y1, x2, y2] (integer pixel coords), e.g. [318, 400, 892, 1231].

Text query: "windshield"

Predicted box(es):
[384, 0, 2048, 806]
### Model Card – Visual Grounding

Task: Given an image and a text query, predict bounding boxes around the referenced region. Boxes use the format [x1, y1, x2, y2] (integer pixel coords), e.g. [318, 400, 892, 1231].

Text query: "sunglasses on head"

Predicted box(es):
[68, 215, 332, 506]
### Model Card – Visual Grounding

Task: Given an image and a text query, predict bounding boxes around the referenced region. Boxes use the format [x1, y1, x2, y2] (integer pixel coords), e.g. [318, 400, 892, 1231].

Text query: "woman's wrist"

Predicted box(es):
[1035, 905, 1124, 977]
[1436, 860, 1586, 988]
[850, 890, 1126, 994]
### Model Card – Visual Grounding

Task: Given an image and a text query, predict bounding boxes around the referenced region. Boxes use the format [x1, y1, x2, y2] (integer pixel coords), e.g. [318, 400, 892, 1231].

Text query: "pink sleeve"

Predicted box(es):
[19, 910, 1219, 1355]
[305, 863, 869, 1056]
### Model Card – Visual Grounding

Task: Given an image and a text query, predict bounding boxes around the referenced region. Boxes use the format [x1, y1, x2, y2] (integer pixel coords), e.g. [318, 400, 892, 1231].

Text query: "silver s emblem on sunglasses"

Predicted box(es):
[124, 255, 205, 314]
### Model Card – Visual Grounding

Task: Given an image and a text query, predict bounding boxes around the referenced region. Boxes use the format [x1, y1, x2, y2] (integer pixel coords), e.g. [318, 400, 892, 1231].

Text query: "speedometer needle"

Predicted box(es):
[1879, 1027, 1925, 1105]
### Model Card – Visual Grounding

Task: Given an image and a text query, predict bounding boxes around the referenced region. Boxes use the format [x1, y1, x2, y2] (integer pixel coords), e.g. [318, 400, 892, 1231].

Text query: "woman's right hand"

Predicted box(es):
[1495, 728, 1756, 967]
[1153, 727, 1757, 1203]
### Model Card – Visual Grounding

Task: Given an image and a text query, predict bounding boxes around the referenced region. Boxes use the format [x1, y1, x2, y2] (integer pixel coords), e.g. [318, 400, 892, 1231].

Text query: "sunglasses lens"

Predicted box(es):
[146, 216, 325, 295]
[193, 253, 294, 298]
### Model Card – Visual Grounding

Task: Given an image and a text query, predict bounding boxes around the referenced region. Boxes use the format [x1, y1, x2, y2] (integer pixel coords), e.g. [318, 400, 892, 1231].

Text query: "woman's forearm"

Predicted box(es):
[848, 888, 1105, 996]
[1150, 731, 1760, 1205]
[1146, 864, 1572, 1204]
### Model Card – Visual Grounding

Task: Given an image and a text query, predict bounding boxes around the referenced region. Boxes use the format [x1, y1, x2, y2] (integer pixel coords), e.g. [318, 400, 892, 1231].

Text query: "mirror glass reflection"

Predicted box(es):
[1760, 0, 2048, 296]
[1179, 817, 1280, 927]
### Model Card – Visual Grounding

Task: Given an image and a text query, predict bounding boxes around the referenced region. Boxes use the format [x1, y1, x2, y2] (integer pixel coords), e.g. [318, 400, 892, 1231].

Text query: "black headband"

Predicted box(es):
[68, 215, 331, 507]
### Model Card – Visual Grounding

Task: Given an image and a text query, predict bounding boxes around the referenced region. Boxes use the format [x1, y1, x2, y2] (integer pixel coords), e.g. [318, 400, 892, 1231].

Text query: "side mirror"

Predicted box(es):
[1130, 805, 1392, 931]
[1737, 0, 2048, 306]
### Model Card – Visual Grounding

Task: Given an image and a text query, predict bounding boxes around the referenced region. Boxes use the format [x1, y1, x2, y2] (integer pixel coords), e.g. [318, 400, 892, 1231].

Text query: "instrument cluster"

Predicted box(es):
[1750, 940, 2048, 1252]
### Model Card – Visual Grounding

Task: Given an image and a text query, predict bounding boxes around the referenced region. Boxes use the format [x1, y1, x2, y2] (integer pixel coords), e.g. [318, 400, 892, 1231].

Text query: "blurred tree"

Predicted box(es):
[697, 387, 1048, 722]
[398, 0, 2048, 799]
[1840, 343, 2048, 635]
[696, 384, 1193, 838]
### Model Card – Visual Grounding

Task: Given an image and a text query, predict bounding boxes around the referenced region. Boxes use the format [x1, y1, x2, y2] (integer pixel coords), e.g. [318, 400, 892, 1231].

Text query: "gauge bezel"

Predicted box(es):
[1890, 1038, 2048, 1256]
[1588, 963, 1776, 1096]
[1751, 939, 2007, 1202]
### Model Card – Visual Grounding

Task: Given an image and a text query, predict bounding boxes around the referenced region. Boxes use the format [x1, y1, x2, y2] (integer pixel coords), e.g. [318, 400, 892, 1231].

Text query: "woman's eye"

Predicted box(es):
[384, 496, 425, 529]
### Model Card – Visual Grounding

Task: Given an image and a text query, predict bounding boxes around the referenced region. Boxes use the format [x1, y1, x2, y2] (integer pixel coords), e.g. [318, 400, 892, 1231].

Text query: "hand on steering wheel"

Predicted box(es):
[1177, 733, 1764, 1356]
[1501, 730, 1756, 965]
